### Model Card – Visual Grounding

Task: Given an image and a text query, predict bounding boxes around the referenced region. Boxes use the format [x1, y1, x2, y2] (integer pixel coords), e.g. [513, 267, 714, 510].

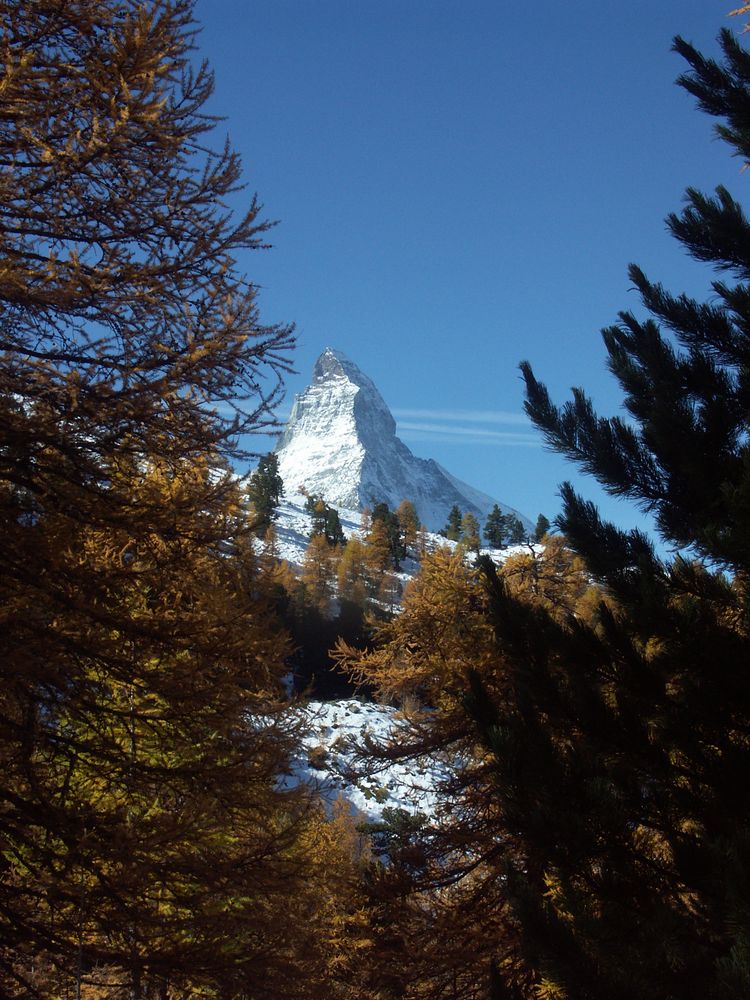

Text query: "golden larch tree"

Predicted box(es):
[0, 1, 343, 996]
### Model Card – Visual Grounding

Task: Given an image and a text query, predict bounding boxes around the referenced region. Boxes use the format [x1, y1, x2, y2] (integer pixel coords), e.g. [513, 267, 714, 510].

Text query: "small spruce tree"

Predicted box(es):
[444, 504, 463, 541]
[484, 504, 508, 548]
[505, 514, 527, 545]
[247, 452, 284, 529]
[533, 513, 551, 542]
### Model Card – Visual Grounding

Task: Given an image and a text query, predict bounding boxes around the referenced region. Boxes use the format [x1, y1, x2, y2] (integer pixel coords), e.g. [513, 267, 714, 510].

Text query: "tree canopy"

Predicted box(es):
[336, 23, 750, 1000]
[486, 26, 750, 998]
[0, 2, 342, 996]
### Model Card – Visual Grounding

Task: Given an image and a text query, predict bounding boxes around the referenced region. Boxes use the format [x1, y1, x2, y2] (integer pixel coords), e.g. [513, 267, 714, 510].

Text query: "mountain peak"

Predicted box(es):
[275, 349, 530, 531]
[312, 348, 382, 399]
[313, 347, 356, 380]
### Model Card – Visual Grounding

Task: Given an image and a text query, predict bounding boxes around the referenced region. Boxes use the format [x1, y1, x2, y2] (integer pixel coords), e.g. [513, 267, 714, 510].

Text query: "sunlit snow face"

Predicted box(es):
[274, 349, 529, 533]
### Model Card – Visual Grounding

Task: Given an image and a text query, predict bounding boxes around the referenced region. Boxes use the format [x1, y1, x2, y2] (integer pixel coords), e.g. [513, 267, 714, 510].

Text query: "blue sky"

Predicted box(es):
[195, 0, 742, 540]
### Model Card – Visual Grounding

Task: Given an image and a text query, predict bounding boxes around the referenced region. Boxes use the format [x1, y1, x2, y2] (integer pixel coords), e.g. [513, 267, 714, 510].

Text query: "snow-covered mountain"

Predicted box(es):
[275, 347, 531, 532]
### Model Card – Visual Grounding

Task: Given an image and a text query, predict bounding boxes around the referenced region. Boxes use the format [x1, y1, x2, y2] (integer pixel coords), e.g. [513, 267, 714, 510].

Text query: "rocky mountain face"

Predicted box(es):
[275, 347, 530, 532]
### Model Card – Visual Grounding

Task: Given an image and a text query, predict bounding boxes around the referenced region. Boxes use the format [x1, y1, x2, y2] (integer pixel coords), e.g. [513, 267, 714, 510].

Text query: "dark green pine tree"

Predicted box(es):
[484, 504, 508, 548]
[324, 504, 346, 547]
[247, 452, 284, 529]
[533, 513, 551, 542]
[505, 514, 527, 545]
[305, 493, 345, 546]
[468, 28, 750, 1000]
[444, 503, 463, 541]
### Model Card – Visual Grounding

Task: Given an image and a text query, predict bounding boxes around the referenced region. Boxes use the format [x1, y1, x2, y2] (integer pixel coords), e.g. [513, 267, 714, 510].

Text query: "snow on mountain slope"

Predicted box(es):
[266, 494, 533, 575]
[270, 497, 362, 569]
[275, 347, 531, 533]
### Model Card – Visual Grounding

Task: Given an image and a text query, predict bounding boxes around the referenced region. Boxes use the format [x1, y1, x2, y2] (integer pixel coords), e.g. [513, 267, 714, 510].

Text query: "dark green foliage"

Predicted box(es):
[358, 807, 429, 870]
[505, 514, 527, 545]
[325, 506, 346, 547]
[247, 452, 284, 528]
[444, 504, 489, 549]
[533, 513, 551, 542]
[305, 493, 345, 546]
[674, 28, 750, 165]
[467, 27, 750, 1000]
[371, 502, 391, 522]
[484, 504, 508, 547]
[372, 501, 406, 569]
[484, 506, 527, 547]
[444, 503, 463, 541]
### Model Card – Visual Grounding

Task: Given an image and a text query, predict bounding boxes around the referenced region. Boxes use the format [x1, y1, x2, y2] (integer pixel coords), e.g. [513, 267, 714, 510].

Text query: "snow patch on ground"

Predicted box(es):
[291, 699, 446, 822]
[267, 495, 543, 822]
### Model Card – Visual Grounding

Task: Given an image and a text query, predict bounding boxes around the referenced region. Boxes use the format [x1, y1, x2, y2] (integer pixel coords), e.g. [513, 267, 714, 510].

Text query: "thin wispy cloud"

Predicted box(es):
[226, 394, 539, 448]
[397, 420, 541, 448]
[392, 407, 530, 426]
[393, 407, 539, 448]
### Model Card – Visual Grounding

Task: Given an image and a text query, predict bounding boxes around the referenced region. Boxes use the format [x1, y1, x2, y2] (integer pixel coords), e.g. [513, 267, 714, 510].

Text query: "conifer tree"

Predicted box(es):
[247, 452, 284, 529]
[484, 504, 508, 548]
[306, 493, 346, 546]
[325, 505, 346, 547]
[364, 517, 394, 579]
[2, 450, 320, 998]
[533, 513, 551, 542]
[301, 532, 338, 616]
[306, 494, 327, 536]
[0, 1, 329, 994]
[444, 504, 463, 541]
[372, 501, 406, 568]
[466, 26, 750, 999]
[505, 513, 527, 545]
[396, 498, 420, 553]
[500, 533, 599, 623]
[337, 536, 370, 609]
